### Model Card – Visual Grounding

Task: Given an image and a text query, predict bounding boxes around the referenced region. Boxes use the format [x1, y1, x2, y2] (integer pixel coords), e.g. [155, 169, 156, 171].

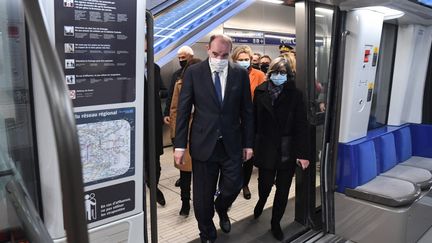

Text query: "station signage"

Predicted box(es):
[226, 29, 325, 47]
[55, 0, 137, 107]
[54, 0, 140, 225]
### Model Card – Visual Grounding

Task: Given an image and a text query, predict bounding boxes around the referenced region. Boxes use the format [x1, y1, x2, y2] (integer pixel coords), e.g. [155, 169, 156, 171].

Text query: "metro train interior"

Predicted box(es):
[1, 0, 432, 242]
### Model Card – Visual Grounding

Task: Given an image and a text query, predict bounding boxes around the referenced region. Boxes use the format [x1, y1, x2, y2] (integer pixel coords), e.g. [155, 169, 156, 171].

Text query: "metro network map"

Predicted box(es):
[75, 108, 136, 185]
[78, 120, 131, 183]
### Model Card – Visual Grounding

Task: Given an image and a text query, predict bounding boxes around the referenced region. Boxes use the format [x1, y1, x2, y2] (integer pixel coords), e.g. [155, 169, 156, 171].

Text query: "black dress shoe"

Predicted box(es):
[254, 199, 265, 219]
[271, 223, 284, 241]
[179, 200, 190, 216]
[243, 186, 251, 200]
[156, 188, 166, 206]
[175, 178, 181, 187]
[217, 210, 231, 233]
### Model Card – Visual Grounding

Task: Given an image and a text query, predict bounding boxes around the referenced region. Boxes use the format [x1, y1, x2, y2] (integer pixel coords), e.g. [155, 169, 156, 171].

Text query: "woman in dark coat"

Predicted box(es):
[253, 57, 310, 241]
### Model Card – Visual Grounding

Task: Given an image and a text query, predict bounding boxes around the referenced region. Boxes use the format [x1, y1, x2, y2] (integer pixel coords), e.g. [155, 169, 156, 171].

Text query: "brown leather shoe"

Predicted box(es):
[243, 186, 251, 200]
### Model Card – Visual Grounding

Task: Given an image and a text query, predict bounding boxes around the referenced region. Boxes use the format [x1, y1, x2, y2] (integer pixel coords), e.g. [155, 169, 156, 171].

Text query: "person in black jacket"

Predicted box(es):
[253, 57, 310, 241]
[144, 61, 166, 206]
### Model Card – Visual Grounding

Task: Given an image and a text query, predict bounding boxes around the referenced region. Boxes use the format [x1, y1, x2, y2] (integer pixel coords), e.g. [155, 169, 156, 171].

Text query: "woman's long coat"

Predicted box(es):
[253, 81, 310, 170]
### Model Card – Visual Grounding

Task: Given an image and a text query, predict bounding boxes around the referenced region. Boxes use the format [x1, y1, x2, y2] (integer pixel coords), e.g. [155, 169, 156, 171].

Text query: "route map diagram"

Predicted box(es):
[78, 119, 131, 184]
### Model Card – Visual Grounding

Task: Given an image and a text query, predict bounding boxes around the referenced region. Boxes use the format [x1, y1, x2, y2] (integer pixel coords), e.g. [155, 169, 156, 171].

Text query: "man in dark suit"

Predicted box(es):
[174, 34, 254, 243]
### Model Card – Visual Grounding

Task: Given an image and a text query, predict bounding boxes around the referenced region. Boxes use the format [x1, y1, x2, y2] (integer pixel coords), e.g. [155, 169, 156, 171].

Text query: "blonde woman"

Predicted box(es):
[231, 45, 266, 200]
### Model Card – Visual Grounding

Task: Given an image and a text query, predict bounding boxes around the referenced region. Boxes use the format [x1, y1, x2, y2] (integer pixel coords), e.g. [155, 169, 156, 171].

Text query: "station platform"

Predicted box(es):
[146, 147, 298, 242]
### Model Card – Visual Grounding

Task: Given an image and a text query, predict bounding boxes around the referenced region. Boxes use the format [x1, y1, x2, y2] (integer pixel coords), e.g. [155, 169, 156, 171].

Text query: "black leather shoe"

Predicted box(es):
[179, 200, 190, 216]
[156, 188, 166, 206]
[254, 199, 265, 219]
[271, 223, 284, 241]
[175, 178, 181, 187]
[217, 209, 231, 233]
[243, 186, 251, 200]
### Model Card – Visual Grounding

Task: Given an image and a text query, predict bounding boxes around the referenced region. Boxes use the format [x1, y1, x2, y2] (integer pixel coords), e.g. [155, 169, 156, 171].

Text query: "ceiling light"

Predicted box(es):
[315, 14, 325, 18]
[259, 0, 284, 4]
[316, 7, 334, 14]
[359, 6, 404, 20]
[265, 34, 295, 40]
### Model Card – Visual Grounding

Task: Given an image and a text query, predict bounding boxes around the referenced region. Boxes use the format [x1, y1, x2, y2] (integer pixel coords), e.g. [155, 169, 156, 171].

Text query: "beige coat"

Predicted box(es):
[170, 79, 192, 171]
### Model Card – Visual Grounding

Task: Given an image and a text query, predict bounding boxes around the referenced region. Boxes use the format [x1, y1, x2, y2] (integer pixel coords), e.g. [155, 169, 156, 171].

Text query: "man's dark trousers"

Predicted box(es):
[192, 139, 243, 241]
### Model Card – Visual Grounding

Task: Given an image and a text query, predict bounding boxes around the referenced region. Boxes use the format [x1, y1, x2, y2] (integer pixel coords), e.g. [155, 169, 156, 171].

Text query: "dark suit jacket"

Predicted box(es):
[175, 59, 254, 162]
[253, 81, 310, 170]
[144, 64, 164, 157]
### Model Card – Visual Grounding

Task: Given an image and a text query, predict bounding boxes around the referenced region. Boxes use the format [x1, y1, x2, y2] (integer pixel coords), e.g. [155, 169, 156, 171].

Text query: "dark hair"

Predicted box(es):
[180, 58, 202, 79]
[208, 34, 233, 50]
[260, 55, 272, 62]
[266, 57, 295, 81]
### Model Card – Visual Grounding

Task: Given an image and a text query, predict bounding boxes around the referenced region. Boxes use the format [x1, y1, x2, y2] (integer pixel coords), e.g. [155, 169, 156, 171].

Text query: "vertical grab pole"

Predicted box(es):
[145, 10, 158, 243]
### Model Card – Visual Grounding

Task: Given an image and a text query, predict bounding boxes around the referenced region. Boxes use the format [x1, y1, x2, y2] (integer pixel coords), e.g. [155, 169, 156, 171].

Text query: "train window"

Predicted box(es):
[368, 23, 398, 130]
[0, 0, 42, 241]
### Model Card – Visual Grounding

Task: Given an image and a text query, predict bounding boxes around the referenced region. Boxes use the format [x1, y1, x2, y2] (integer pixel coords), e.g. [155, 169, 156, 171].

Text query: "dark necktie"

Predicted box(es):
[214, 71, 222, 104]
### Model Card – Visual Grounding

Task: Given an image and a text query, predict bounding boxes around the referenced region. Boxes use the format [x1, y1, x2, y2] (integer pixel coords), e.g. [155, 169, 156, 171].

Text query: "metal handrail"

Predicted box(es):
[146, 10, 159, 243]
[150, 0, 182, 16]
[22, 1, 89, 243]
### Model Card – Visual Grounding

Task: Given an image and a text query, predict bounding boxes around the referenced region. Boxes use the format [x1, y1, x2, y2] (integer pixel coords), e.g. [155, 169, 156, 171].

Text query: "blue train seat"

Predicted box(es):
[375, 133, 432, 190]
[395, 126, 432, 171]
[339, 140, 420, 207]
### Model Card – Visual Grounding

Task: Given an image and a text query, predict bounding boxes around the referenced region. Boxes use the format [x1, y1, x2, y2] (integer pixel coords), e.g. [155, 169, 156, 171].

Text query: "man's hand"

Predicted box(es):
[297, 159, 310, 170]
[174, 150, 185, 165]
[243, 148, 253, 162]
[163, 116, 171, 125]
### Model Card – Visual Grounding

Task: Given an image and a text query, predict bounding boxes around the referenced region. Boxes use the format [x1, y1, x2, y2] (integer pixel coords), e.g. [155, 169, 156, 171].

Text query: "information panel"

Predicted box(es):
[75, 108, 135, 186]
[55, 0, 137, 107]
[84, 181, 135, 223]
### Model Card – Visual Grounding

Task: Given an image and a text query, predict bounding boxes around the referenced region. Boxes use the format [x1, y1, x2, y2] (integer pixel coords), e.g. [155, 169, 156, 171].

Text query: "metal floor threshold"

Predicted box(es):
[290, 230, 354, 243]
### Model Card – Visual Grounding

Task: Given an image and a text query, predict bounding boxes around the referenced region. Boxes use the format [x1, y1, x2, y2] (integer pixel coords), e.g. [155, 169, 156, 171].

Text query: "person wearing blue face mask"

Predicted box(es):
[231, 45, 265, 200]
[252, 57, 310, 241]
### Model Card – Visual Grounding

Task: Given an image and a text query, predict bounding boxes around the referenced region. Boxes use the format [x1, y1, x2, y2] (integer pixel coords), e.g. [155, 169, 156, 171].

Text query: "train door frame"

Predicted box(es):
[423, 47, 432, 124]
[294, 0, 344, 235]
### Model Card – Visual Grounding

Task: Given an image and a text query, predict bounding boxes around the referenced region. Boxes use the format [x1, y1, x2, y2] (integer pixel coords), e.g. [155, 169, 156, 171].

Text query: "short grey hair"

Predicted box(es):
[177, 46, 194, 55]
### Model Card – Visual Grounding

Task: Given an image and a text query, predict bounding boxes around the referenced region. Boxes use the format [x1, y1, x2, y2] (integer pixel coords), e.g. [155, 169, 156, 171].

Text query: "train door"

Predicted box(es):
[294, 1, 341, 238]
[0, 1, 50, 241]
[0, 0, 89, 242]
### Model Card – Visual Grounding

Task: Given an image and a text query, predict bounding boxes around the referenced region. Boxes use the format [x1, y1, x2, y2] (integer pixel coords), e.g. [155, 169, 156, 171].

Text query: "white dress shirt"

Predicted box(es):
[208, 59, 228, 100]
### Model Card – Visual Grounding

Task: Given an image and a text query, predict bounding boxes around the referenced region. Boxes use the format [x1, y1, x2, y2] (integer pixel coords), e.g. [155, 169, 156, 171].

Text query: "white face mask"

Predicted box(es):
[144, 52, 147, 64]
[210, 57, 228, 72]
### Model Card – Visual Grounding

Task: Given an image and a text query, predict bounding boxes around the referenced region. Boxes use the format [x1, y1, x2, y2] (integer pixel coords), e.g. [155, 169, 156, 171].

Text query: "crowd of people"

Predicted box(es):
[145, 34, 310, 242]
